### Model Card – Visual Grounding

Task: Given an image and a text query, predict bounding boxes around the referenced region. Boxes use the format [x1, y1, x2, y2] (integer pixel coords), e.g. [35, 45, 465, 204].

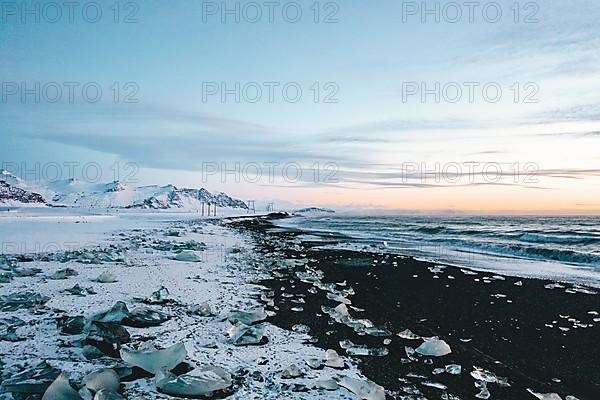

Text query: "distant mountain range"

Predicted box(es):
[295, 207, 335, 214]
[0, 170, 247, 210]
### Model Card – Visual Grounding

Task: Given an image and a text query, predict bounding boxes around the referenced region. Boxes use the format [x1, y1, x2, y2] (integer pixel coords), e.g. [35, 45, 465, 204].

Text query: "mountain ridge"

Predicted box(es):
[0, 170, 247, 210]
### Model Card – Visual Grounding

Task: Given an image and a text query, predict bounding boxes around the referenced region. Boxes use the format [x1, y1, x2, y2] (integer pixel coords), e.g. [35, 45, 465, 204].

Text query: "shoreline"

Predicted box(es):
[229, 214, 599, 399]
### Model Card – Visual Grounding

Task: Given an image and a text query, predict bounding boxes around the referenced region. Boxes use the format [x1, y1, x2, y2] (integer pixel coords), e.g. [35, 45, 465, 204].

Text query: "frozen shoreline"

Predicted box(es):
[0, 210, 367, 399]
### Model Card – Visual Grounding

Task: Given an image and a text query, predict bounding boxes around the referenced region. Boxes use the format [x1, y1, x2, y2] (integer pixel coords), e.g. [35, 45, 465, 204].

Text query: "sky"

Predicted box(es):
[1, 0, 599, 213]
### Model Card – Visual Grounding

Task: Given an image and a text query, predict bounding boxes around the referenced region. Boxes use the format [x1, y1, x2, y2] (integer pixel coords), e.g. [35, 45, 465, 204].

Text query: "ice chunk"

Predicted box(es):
[57, 316, 86, 335]
[527, 389, 563, 400]
[285, 258, 308, 267]
[322, 303, 385, 336]
[422, 381, 447, 390]
[445, 364, 462, 375]
[15, 267, 42, 277]
[314, 379, 339, 390]
[544, 283, 565, 290]
[397, 329, 421, 340]
[415, 338, 451, 357]
[326, 292, 352, 304]
[124, 306, 170, 327]
[324, 349, 345, 368]
[405, 346, 418, 362]
[50, 268, 78, 280]
[227, 307, 267, 325]
[189, 303, 214, 317]
[82, 369, 120, 393]
[471, 366, 500, 383]
[337, 376, 385, 400]
[306, 358, 323, 369]
[0, 272, 12, 283]
[281, 364, 304, 379]
[156, 366, 232, 397]
[63, 284, 96, 296]
[79, 344, 103, 360]
[175, 251, 202, 262]
[347, 346, 389, 357]
[475, 381, 491, 399]
[89, 302, 168, 328]
[197, 340, 218, 349]
[0, 291, 49, 311]
[86, 322, 131, 353]
[120, 342, 187, 374]
[323, 303, 350, 321]
[91, 302, 130, 324]
[0, 326, 23, 342]
[79, 387, 93, 400]
[341, 340, 389, 357]
[94, 389, 125, 400]
[95, 272, 117, 283]
[292, 324, 311, 334]
[0, 361, 60, 395]
[364, 326, 392, 337]
[145, 286, 170, 304]
[226, 322, 266, 346]
[42, 373, 81, 400]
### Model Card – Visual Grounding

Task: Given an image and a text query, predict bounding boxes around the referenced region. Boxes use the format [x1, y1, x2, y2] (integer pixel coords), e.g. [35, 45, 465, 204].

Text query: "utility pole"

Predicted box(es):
[247, 200, 256, 214]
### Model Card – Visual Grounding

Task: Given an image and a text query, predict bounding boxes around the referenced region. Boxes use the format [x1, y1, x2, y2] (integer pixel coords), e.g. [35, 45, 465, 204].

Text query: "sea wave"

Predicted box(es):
[518, 233, 600, 245]
[290, 215, 600, 270]
[454, 242, 600, 266]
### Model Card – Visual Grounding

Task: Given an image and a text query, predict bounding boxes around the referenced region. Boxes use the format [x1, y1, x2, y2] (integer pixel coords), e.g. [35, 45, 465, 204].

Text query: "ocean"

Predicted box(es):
[277, 215, 600, 286]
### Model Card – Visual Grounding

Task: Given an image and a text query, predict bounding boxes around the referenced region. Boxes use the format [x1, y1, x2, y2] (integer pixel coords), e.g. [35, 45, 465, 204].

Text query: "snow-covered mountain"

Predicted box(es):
[0, 170, 247, 210]
[0, 181, 46, 207]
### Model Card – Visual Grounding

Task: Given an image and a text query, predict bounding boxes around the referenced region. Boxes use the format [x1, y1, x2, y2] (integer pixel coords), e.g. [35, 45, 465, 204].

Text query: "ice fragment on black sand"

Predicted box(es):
[415, 338, 451, 357]
[42, 373, 81, 400]
[0, 361, 60, 395]
[155, 366, 233, 398]
[120, 342, 187, 375]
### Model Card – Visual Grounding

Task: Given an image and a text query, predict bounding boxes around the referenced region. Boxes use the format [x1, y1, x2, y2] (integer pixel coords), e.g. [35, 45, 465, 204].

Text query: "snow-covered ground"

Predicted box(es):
[0, 209, 366, 399]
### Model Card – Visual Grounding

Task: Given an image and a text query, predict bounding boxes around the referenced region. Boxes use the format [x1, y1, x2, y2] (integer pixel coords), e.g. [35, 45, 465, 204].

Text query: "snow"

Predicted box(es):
[0, 210, 365, 399]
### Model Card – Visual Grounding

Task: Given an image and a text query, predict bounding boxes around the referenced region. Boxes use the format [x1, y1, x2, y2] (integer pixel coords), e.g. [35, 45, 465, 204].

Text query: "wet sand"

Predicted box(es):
[230, 214, 600, 399]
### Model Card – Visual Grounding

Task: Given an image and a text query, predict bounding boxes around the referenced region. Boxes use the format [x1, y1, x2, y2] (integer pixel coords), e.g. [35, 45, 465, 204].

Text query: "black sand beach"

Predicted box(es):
[229, 214, 600, 399]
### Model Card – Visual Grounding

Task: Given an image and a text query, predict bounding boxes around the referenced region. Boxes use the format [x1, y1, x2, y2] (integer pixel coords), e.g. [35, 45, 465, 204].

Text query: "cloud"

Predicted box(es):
[536, 130, 600, 138]
[8, 103, 355, 169]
